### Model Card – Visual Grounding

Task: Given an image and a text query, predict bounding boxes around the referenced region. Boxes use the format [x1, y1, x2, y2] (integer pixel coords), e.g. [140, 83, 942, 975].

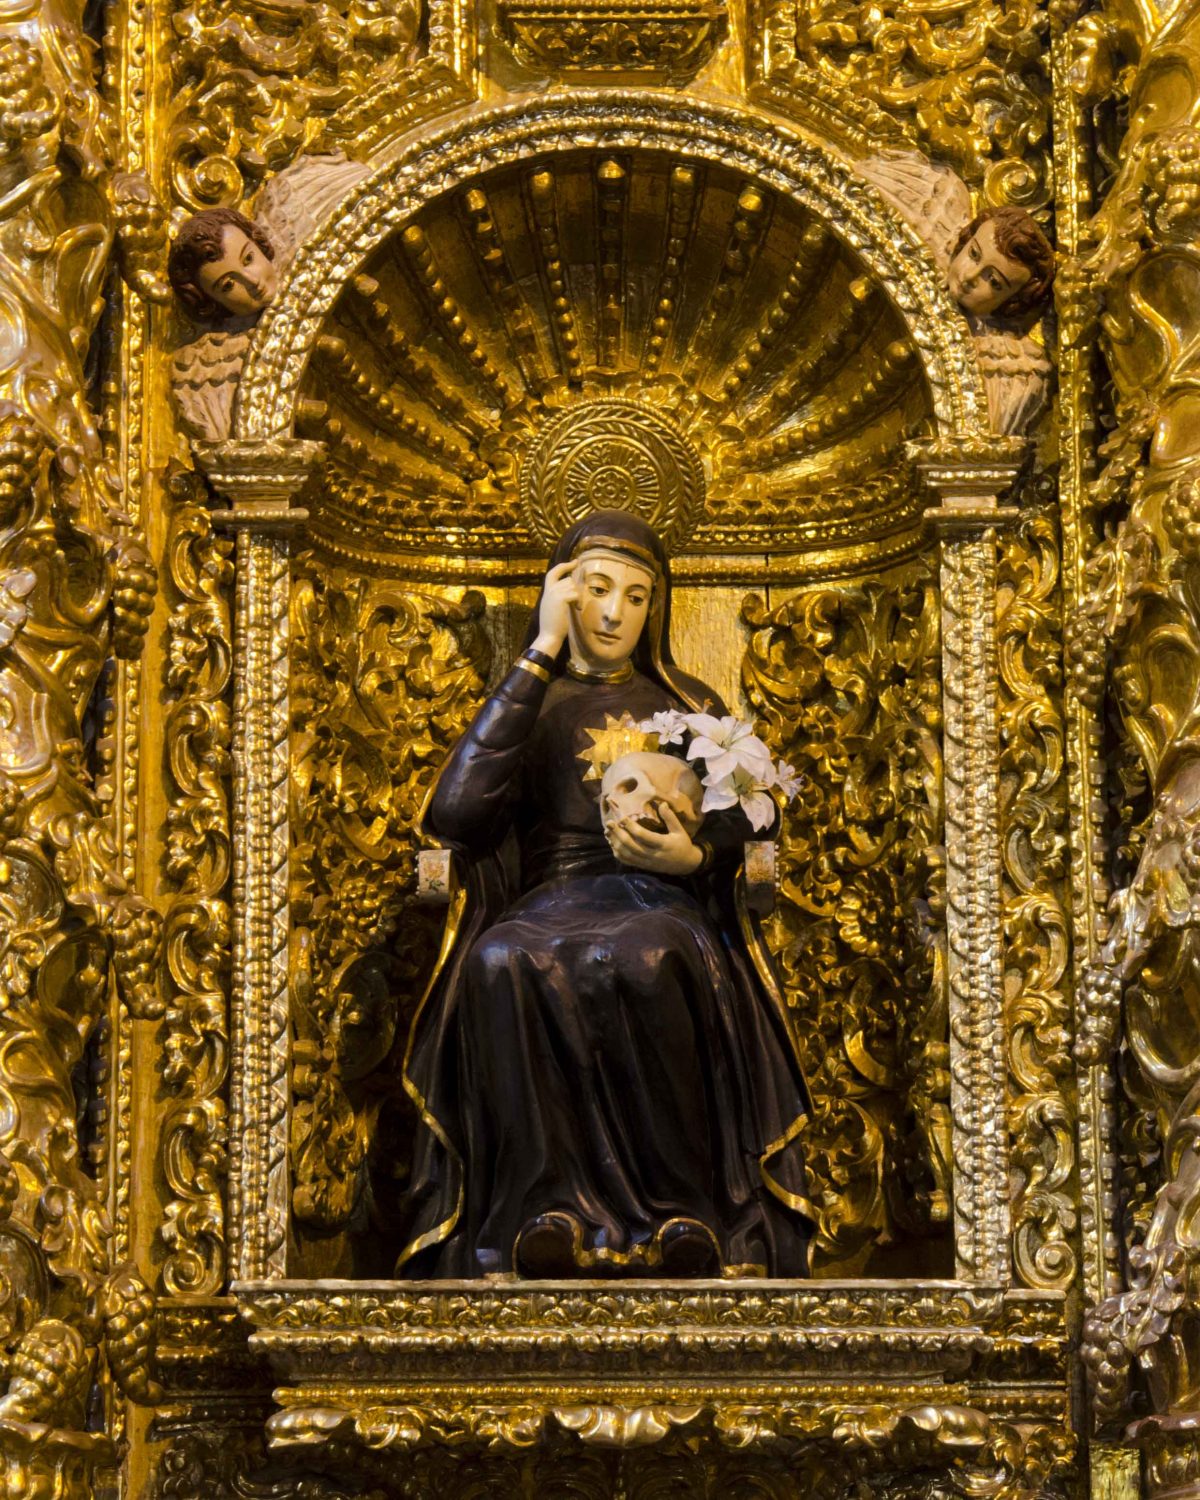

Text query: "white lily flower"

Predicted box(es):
[775, 761, 803, 800]
[701, 764, 776, 831]
[684, 713, 774, 781]
[642, 709, 688, 746]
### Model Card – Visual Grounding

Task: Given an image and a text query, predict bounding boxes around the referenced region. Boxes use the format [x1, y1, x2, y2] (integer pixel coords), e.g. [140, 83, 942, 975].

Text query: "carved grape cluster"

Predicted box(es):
[110, 895, 165, 1019]
[1182, 821, 1200, 891]
[0, 1153, 19, 1222]
[1054, 255, 1097, 349]
[0, 1319, 89, 1425]
[1073, 963, 1122, 1065]
[1143, 128, 1200, 244]
[0, 38, 58, 159]
[339, 871, 389, 940]
[0, 769, 24, 842]
[1080, 1308, 1135, 1428]
[1081, 1245, 1187, 1427]
[113, 171, 173, 304]
[114, 175, 159, 234]
[111, 537, 158, 660]
[1162, 475, 1200, 563]
[1064, 612, 1106, 709]
[0, 411, 45, 528]
[101, 1263, 162, 1405]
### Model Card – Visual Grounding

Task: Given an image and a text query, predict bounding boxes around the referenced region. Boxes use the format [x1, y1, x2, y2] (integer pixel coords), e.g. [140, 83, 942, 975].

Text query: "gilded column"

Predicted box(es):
[1051, 9, 1122, 1314]
[913, 438, 1025, 1284]
[195, 438, 323, 1282]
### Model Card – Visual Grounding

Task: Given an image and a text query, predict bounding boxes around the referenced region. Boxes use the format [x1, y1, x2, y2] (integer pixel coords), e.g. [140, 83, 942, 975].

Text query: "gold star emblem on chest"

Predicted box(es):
[577, 713, 657, 782]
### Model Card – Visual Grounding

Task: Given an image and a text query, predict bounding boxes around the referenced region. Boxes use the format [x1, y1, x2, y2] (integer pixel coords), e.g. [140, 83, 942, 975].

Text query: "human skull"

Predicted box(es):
[600, 751, 704, 838]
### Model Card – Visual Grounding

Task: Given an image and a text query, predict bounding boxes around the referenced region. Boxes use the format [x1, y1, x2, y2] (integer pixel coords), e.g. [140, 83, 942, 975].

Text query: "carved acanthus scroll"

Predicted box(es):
[166, 0, 420, 212]
[288, 565, 489, 1263]
[997, 511, 1075, 1291]
[1067, 0, 1200, 1444]
[160, 467, 234, 1297]
[761, 0, 1052, 209]
[0, 0, 168, 1485]
[742, 569, 946, 1271]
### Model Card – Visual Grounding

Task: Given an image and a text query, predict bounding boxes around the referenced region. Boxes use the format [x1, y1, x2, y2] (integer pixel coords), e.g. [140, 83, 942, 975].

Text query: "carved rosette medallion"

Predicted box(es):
[520, 400, 705, 551]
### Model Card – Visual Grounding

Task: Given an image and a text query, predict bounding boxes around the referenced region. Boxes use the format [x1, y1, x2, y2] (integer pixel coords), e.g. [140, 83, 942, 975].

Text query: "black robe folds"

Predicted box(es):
[397, 662, 813, 1278]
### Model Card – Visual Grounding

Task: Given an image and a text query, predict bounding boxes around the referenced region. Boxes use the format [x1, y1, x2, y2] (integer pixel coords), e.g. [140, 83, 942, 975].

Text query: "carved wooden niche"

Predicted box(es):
[192, 95, 1067, 1485]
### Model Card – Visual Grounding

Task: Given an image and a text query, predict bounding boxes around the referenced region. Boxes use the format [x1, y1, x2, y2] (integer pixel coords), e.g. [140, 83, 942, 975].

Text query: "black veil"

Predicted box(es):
[522, 509, 719, 714]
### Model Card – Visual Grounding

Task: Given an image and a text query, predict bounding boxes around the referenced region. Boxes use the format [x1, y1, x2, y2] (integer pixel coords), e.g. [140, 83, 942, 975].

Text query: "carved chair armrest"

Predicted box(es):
[419, 843, 776, 913]
[742, 840, 777, 917]
[417, 847, 456, 905]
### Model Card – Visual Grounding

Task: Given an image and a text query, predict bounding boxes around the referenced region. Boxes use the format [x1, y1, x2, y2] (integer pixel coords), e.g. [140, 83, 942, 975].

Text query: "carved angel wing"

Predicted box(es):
[974, 329, 1054, 435]
[855, 150, 973, 269]
[254, 154, 371, 264]
[170, 331, 253, 443]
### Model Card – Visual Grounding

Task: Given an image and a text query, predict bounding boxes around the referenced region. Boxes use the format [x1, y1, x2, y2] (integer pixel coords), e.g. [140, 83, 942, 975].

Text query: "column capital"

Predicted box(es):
[923, 504, 1020, 541]
[907, 435, 1029, 526]
[194, 437, 325, 534]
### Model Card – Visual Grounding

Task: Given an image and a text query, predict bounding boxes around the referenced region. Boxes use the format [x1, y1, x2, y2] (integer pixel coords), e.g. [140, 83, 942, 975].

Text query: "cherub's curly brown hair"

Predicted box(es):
[167, 208, 275, 323]
[951, 206, 1056, 318]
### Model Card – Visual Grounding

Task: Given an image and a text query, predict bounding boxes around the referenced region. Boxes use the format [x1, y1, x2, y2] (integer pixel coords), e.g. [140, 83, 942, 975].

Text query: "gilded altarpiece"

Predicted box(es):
[0, 0, 1196, 1490]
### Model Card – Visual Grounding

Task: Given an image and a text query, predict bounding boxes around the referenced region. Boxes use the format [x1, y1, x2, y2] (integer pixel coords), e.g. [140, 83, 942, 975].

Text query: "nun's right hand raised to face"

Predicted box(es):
[532, 561, 580, 656]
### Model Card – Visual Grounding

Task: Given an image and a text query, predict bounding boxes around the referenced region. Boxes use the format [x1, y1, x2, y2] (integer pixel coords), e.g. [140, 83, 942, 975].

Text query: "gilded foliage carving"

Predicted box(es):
[742, 568, 946, 1271]
[157, 1417, 1073, 1500]
[267, 1400, 1016, 1466]
[165, 0, 421, 210]
[1070, 464, 1200, 1426]
[996, 510, 1076, 1291]
[0, 0, 169, 1481]
[1064, 0, 1200, 1434]
[151, 1419, 386, 1499]
[288, 562, 489, 1251]
[764, 0, 1052, 206]
[159, 466, 234, 1297]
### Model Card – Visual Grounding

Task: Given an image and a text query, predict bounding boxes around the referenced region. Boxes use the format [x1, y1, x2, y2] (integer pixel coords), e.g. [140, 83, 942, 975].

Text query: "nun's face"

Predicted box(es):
[568, 550, 654, 670]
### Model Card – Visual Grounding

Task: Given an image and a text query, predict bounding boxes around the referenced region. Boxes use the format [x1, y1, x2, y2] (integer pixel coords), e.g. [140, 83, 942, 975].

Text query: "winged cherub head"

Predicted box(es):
[947, 207, 1056, 319]
[168, 208, 278, 324]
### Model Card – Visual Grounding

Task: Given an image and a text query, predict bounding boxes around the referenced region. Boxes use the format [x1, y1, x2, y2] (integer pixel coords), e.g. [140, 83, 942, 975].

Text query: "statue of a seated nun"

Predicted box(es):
[398, 509, 813, 1280]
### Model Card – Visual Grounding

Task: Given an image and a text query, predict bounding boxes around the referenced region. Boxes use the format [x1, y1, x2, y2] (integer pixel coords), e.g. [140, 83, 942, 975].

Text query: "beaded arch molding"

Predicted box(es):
[232, 92, 994, 448]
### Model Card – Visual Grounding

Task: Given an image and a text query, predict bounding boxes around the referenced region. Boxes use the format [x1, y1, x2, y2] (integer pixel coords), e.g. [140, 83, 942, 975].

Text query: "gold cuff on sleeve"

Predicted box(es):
[515, 655, 551, 683]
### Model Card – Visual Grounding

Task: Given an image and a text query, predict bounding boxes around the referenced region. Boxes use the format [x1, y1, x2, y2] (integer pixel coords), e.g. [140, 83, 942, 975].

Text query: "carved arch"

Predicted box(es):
[231, 93, 992, 449]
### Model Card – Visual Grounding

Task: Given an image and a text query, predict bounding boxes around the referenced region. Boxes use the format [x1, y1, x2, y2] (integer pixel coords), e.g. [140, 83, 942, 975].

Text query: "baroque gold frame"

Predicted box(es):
[20, 0, 1196, 1474]
[180, 92, 1059, 1475]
